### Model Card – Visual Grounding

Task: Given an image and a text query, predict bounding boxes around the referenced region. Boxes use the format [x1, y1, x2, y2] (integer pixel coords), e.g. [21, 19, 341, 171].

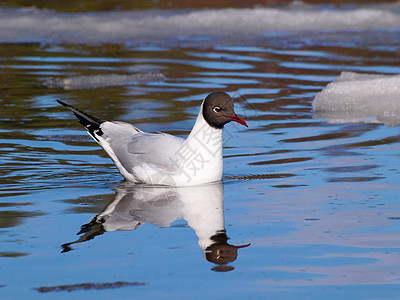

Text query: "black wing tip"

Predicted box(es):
[57, 99, 83, 112]
[57, 99, 68, 107]
[56, 99, 105, 140]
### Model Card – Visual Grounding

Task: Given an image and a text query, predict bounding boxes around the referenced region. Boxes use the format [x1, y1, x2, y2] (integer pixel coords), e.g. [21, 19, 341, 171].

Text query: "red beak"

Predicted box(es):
[229, 114, 248, 127]
[232, 243, 251, 249]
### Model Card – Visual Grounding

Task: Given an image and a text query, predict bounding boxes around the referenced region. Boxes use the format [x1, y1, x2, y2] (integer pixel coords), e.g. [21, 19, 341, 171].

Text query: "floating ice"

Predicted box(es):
[1, 4, 400, 45]
[313, 71, 400, 126]
[46, 72, 165, 90]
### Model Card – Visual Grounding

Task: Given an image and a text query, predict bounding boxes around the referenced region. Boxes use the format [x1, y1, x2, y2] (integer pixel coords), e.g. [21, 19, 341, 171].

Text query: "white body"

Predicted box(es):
[94, 102, 224, 186]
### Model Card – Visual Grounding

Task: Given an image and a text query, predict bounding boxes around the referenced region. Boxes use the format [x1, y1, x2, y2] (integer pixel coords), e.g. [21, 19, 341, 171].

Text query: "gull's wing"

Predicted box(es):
[98, 121, 185, 182]
[57, 100, 185, 183]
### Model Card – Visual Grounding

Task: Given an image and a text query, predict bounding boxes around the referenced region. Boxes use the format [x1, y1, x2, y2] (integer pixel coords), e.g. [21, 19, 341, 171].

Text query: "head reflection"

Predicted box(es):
[62, 182, 250, 270]
[205, 231, 251, 272]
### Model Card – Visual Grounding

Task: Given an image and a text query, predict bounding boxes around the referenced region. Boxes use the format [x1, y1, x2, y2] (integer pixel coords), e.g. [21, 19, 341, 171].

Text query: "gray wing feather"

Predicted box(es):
[100, 121, 184, 174]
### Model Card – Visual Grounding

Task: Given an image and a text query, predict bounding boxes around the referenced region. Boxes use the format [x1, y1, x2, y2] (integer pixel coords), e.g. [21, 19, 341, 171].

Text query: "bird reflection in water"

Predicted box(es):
[61, 182, 250, 271]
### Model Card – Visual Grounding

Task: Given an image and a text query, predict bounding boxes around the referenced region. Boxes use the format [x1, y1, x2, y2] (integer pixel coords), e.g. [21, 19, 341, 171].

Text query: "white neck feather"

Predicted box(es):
[172, 102, 223, 186]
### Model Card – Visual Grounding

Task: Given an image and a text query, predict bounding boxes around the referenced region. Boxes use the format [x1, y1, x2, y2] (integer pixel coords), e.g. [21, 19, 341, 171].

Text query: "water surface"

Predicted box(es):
[1, 2, 400, 299]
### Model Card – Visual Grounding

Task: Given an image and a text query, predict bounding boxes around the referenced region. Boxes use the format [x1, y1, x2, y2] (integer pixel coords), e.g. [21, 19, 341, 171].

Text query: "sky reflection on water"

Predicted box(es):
[1, 2, 400, 299]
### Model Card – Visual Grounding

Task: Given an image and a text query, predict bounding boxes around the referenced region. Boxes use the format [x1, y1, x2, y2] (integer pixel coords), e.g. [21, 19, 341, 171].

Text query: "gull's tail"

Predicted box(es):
[57, 99, 105, 140]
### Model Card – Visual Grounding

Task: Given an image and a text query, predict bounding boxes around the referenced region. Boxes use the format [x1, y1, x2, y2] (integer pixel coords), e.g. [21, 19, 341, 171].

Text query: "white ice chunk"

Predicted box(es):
[46, 72, 165, 90]
[313, 71, 400, 126]
[1, 5, 400, 44]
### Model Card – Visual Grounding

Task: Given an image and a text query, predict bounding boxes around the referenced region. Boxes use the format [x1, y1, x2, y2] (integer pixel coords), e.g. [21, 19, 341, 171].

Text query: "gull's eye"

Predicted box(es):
[213, 106, 222, 113]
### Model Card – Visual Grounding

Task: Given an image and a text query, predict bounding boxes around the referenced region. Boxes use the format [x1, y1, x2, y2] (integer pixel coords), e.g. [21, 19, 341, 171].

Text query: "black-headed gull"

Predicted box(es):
[57, 92, 247, 186]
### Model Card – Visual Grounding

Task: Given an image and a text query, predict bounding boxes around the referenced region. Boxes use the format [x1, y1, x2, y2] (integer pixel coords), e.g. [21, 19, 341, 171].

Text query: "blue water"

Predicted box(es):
[1, 3, 400, 300]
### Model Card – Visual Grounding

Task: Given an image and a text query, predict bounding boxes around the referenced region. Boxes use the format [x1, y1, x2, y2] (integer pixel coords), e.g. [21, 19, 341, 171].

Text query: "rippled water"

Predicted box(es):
[2, 3, 400, 299]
